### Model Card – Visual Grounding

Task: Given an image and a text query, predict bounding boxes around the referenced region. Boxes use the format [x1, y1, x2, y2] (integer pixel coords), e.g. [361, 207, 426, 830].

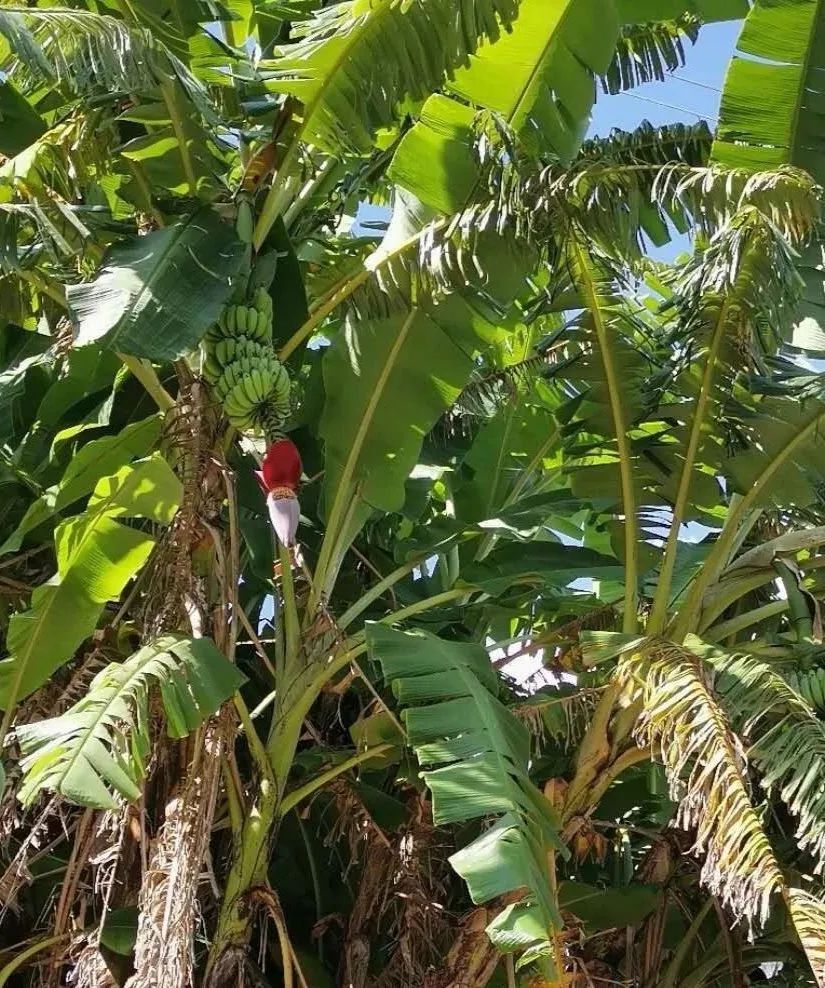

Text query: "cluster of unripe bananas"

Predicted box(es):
[202, 288, 291, 437]
[785, 666, 825, 711]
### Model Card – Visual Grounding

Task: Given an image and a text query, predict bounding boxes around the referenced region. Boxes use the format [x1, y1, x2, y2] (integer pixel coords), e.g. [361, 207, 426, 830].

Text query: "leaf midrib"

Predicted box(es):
[787, 0, 824, 168]
[573, 240, 638, 634]
[508, 0, 575, 131]
[43, 637, 184, 803]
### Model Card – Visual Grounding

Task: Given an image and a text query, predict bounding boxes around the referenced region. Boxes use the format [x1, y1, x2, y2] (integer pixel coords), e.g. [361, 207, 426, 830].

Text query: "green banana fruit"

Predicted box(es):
[252, 288, 273, 319]
[215, 363, 246, 400]
[252, 308, 272, 344]
[214, 338, 237, 366]
[203, 289, 291, 437]
[786, 669, 801, 697]
[202, 353, 223, 386]
[223, 384, 254, 417]
[236, 200, 254, 245]
[806, 670, 825, 709]
[222, 306, 237, 335]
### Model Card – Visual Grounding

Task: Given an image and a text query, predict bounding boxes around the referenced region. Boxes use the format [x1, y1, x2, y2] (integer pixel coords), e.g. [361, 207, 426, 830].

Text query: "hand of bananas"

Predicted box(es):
[202, 288, 292, 438]
[786, 666, 825, 712]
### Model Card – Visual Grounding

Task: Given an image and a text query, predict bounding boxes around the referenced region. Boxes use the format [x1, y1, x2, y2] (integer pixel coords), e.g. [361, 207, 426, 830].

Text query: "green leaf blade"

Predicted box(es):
[67, 210, 246, 360]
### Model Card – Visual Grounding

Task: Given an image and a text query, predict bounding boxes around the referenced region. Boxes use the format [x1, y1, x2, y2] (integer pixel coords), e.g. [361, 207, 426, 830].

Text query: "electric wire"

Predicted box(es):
[620, 90, 718, 123]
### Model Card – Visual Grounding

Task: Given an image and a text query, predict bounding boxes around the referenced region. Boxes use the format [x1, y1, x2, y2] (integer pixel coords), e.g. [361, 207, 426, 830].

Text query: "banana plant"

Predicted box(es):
[3, 1, 825, 987]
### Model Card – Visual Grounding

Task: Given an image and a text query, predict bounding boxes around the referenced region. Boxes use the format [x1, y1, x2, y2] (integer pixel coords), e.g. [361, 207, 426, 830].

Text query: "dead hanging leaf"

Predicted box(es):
[544, 778, 569, 813]
[528, 974, 575, 988]
[424, 908, 498, 988]
[571, 825, 608, 864]
[241, 96, 303, 191]
[241, 141, 277, 191]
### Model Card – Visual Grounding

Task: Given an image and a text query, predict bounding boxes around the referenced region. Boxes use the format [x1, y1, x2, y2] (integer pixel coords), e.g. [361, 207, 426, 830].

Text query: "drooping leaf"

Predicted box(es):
[558, 881, 660, 932]
[589, 633, 825, 979]
[604, 15, 700, 94]
[689, 637, 825, 875]
[0, 347, 53, 449]
[261, 0, 521, 154]
[461, 541, 623, 594]
[611, 636, 784, 925]
[67, 209, 246, 360]
[0, 6, 215, 121]
[17, 634, 244, 808]
[605, 0, 748, 93]
[367, 623, 564, 957]
[0, 79, 46, 155]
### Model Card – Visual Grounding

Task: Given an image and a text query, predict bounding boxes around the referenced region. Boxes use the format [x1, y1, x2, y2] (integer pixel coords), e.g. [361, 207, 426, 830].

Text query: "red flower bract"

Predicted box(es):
[258, 438, 302, 493]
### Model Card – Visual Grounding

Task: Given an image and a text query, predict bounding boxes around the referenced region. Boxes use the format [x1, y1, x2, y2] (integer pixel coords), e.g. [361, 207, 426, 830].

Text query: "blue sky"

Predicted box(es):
[590, 19, 741, 136]
[354, 20, 743, 234]
[588, 20, 743, 262]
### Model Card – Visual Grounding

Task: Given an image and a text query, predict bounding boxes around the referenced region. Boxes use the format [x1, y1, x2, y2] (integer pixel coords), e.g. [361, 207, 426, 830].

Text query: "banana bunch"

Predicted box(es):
[202, 289, 292, 436]
[786, 666, 825, 711]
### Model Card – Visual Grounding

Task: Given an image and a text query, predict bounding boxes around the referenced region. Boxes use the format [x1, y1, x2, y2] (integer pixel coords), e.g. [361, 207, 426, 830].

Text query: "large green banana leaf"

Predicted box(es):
[389, 0, 747, 212]
[316, 189, 516, 590]
[456, 381, 562, 529]
[67, 209, 246, 360]
[261, 0, 521, 154]
[0, 415, 161, 556]
[367, 623, 564, 965]
[17, 634, 244, 809]
[713, 0, 825, 174]
[0, 455, 181, 707]
[722, 392, 825, 507]
[447, 0, 620, 161]
[319, 308, 476, 545]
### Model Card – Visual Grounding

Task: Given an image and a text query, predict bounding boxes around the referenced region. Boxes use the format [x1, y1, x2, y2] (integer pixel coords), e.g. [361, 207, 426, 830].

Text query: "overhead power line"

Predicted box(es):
[670, 73, 723, 94]
[621, 91, 717, 123]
